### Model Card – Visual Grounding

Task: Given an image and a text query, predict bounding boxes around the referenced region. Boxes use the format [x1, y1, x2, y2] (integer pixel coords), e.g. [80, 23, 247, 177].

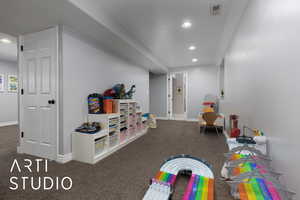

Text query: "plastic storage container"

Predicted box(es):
[94, 136, 107, 155]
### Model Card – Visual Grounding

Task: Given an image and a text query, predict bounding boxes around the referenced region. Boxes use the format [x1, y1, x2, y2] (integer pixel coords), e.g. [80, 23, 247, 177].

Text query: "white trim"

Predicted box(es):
[0, 121, 18, 127]
[17, 146, 23, 154]
[156, 117, 198, 122]
[185, 118, 198, 122]
[167, 72, 188, 119]
[156, 117, 169, 120]
[55, 25, 60, 161]
[18, 35, 23, 157]
[166, 75, 169, 118]
[57, 153, 73, 164]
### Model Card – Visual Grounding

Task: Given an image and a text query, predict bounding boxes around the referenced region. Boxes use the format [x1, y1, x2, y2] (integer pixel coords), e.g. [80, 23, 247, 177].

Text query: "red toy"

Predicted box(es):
[230, 128, 240, 138]
[103, 88, 116, 98]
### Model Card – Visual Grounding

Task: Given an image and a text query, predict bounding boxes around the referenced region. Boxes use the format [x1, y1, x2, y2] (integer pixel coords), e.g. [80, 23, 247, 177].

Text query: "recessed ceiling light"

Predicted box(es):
[189, 45, 196, 50]
[192, 58, 198, 63]
[182, 21, 192, 29]
[0, 38, 12, 44]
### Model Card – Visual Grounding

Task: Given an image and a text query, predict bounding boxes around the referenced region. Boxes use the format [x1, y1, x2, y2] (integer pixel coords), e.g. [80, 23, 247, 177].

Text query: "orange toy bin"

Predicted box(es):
[103, 99, 113, 113]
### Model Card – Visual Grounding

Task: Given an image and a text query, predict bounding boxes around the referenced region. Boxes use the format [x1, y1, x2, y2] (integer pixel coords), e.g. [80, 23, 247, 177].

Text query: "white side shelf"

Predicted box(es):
[72, 100, 148, 164]
[72, 127, 148, 164]
[72, 129, 109, 164]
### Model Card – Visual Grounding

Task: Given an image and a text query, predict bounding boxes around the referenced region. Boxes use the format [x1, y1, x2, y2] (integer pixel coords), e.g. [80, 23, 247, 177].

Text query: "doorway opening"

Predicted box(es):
[0, 32, 19, 161]
[167, 72, 188, 120]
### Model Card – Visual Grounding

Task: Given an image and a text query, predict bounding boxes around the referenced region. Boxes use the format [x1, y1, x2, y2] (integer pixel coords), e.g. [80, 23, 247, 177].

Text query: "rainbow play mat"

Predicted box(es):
[143, 155, 214, 200]
[182, 174, 214, 200]
[238, 178, 282, 200]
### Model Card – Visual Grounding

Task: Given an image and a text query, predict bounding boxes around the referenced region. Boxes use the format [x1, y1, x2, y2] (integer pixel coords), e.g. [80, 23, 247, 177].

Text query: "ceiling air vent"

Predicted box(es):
[210, 4, 222, 16]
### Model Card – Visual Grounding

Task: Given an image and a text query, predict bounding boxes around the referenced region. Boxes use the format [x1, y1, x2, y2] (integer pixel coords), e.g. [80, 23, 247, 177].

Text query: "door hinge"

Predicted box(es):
[21, 132, 24, 138]
[20, 45, 24, 52]
[21, 89, 24, 95]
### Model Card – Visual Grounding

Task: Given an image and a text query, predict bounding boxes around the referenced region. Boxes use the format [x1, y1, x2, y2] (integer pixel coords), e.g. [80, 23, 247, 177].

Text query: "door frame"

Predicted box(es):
[18, 26, 60, 160]
[167, 71, 188, 120]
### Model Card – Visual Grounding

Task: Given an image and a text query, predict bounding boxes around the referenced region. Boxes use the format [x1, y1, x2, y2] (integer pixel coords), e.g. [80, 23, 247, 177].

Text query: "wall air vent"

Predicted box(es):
[210, 4, 222, 16]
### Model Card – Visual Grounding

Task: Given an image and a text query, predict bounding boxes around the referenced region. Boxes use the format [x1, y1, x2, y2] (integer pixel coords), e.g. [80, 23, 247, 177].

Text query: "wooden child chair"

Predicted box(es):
[202, 112, 220, 135]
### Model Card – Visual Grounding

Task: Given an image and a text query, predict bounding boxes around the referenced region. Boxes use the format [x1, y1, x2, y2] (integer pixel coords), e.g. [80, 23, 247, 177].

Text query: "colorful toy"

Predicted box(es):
[221, 145, 272, 180]
[182, 174, 214, 200]
[103, 84, 135, 99]
[143, 155, 214, 200]
[227, 169, 295, 200]
[103, 88, 116, 98]
[124, 85, 136, 99]
[88, 93, 103, 114]
[75, 122, 101, 134]
[222, 145, 295, 200]
[243, 126, 264, 137]
[238, 178, 282, 200]
[154, 171, 176, 185]
[113, 84, 126, 99]
[231, 128, 241, 138]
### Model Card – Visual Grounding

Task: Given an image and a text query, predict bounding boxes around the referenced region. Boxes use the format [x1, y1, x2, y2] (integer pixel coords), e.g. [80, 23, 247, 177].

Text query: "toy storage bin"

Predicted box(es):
[109, 117, 119, 124]
[136, 124, 142, 132]
[120, 115, 127, 122]
[94, 136, 107, 155]
[142, 120, 147, 130]
[128, 114, 136, 123]
[109, 132, 119, 147]
[120, 129, 128, 142]
[128, 126, 136, 137]
[104, 98, 113, 113]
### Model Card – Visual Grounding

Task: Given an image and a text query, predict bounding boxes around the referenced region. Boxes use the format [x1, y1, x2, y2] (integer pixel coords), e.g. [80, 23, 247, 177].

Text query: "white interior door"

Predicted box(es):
[19, 27, 58, 160]
[183, 72, 187, 117]
[167, 75, 173, 118]
[168, 72, 187, 120]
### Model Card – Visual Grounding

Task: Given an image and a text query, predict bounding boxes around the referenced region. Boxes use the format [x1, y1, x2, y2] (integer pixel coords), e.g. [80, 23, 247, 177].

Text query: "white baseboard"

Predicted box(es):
[17, 147, 73, 163]
[156, 117, 198, 122]
[185, 118, 198, 122]
[17, 146, 22, 154]
[0, 121, 18, 127]
[156, 117, 169, 120]
[57, 153, 73, 164]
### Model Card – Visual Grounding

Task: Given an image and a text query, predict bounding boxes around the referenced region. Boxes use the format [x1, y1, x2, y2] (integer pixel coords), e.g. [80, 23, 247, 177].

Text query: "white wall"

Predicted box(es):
[170, 65, 219, 119]
[61, 28, 149, 154]
[0, 60, 18, 126]
[221, 0, 300, 196]
[149, 73, 167, 117]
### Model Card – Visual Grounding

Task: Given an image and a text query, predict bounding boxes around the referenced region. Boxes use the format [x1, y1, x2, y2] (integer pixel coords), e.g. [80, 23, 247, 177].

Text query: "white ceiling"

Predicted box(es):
[69, 0, 248, 68]
[0, 33, 17, 62]
[0, 0, 248, 72]
[0, 0, 168, 72]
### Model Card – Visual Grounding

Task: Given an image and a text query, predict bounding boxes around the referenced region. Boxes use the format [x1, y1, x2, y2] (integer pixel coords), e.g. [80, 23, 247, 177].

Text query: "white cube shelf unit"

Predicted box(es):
[72, 100, 148, 164]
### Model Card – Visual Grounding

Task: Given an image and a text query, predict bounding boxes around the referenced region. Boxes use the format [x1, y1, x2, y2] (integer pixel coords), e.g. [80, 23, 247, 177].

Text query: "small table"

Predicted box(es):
[226, 138, 268, 155]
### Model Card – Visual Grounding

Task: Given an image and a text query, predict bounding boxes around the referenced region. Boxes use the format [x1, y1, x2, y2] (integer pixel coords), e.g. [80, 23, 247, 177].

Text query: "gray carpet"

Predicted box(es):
[0, 120, 233, 200]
